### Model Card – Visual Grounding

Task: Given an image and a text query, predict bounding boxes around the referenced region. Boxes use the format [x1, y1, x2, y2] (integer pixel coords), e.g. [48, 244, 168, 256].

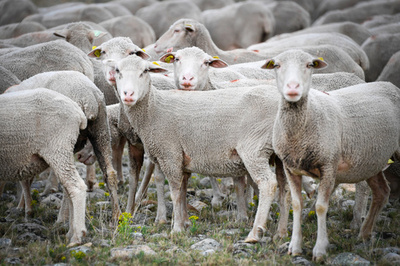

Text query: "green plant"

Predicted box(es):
[189, 215, 199, 234]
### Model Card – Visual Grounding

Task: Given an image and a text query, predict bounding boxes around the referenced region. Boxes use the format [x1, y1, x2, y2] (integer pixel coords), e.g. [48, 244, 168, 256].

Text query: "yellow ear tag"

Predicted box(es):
[318, 57, 324, 61]
[388, 159, 394, 164]
[213, 56, 219, 59]
[152, 61, 160, 66]
[313, 61, 319, 67]
[92, 46, 97, 50]
[94, 49, 101, 58]
[185, 24, 192, 27]
[142, 48, 146, 52]
[165, 55, 174, 63]
[267, 60, 275, 68]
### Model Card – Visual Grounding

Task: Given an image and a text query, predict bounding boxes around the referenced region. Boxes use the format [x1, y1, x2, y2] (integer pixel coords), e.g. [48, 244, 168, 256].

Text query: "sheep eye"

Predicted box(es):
[307, 63, 314, 68]
[115, 68, 120, 74]
[129, 51, 136, 55]
[274, 64, 280, 69]
[174, 29, 180, 33]
[175, 58, 180, 62]
[101, 51, 106, 54]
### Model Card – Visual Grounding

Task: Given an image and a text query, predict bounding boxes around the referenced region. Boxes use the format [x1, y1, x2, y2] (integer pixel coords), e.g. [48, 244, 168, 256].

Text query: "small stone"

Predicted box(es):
[191, 238, 222, 252]
[0, 238, 11, 249]
[110, 245, 156, 258]
[278, 242, 290, 254]
[330, 252, 370, 265]
[292, 256, 313, 265]
[202, 249, 216, 256]
[188, 200, 208, 212]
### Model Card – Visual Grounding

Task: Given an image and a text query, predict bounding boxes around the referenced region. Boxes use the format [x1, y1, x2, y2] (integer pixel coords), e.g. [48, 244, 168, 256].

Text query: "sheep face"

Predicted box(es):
[88, 37, 150, 86]
[262, 50, 327, 102]
[160, 47, 228, 91]
[154, 19, 197, 55]
[107, 56, 167, 106]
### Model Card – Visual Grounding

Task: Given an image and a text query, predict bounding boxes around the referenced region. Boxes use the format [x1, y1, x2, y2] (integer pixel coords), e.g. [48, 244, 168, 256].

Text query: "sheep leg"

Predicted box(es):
[210, 177, 226, 208]
[166, 167, 187, 233]
[359, 172, 389, 240]
[47, 155, 87, 247]
[41, 169, 59, 196]
[135, 160, 155, 204]
[350, 181, 370, 230]
[312, 170, 336, 262]
[286, 170, 303, 256]
[154, 165, 167, 224]
[243, 157, 277, 243]
[125, 143, 144, 215]
[234, 176, 248, 222]
[112, 137, 126, 185]
[275, 158, 290, 239]
[180, 173, 190, 227]
[85, 164, 96, 192]
[246, 174, 259, 201]
[19, 180, 33, 218]
[57, 187, 69, 224]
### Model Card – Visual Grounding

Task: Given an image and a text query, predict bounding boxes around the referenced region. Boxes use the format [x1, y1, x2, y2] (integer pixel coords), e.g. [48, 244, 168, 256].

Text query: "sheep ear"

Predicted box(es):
[89, 30, 107, 39]
[184, 23, 194, 32]
[136, 50, 150, 60]
[261, 59, 275, 69]
[88, 46, 102, 58]
[209, 57, 228, 68]
[148, 62, 168, 73]
[53, 29, 68, 39]
[311, 58, 327, 69]
[159, 53, 176, 63]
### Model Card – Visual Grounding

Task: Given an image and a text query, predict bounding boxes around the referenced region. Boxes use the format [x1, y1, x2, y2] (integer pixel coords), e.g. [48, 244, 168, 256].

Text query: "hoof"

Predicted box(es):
[157, 219, 167, 225]
[67, 242, 81, 248]
[244, 236, 259, 243]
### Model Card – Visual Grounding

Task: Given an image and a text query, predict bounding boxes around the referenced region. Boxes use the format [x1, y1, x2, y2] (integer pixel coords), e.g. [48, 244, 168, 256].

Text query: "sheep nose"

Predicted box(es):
[182, 75, 194, 81]
[287, 82, 300, 89]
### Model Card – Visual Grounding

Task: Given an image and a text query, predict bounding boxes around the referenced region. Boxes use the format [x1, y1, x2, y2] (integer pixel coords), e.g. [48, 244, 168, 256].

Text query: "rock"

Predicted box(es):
[110, 245, 156, 258]
[221, 229, 240, 236]
[202, 249, 216, 256]
[131, 232, 144, 241]
[232, 240, 255, 257]
[16, 232, 45, 242]
[87, 188, 107, 200]
[0, 238, 11, 249]
[199, 176, 211, 188]
[69, 244, 92, 255]
[373, 247, 400, 256]
[191, 238, 222, 252]
[4, 257, 21, 264]
[149, 232, 168, 239]
[278, 242, 290, 254]
[380, 253, 400, 264]
[188, 200, 208, 212]
[329, 252, 370, 265]
[12, 223, 48, 237]
[40, 194, 62, 208]
[292, 256, 313, 265]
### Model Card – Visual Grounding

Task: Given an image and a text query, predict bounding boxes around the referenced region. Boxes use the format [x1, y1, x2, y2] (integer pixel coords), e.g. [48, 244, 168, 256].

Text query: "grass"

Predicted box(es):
[0, 171, 399, 265]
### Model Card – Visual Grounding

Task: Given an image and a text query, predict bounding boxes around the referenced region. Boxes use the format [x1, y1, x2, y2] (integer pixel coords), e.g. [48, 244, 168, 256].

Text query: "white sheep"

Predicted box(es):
[6, 70, 121, 222]
[0, 40, 94, 82]
[152, 18, 267, 64]
[106, 55, 286, 242]
[263, 49, 400, 261]
[0, 88, 88, 247]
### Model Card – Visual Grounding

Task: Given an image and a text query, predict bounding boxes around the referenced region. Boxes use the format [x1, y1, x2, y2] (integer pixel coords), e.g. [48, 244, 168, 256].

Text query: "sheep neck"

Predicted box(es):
[277, 95, 311, 137]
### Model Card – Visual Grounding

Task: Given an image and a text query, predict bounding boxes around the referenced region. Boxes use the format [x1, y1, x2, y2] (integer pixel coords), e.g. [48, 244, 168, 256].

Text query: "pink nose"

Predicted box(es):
[123, 91, 135, 102]
[287, 82, 300, 89]
[182, 74, 194, 81]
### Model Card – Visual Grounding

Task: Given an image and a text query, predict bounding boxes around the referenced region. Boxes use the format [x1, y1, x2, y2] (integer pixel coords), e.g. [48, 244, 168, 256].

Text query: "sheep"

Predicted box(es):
[112, 0, 157, 14]
[6, 70, 121, 222]
[313, 0, 400, 26]
[106, 54, 287, 242]
[0, 66, 21, 93]
[99, 15, 156, 48]
[152, 18, 267, 64]
[136, 0, 203, 39]
[0, 88, 88, 247]
[262, 1, 311, 36]
[362, 13, 400, 29]
[0, 21, 46, 39]
[377, 50, 400, 88]
[247, 32, 370, 72]
[361, 33, 400, 82]
[266, 21, 371, 46]
[201, 2, 275, 50]
[313, 0, 370, 21]
[0, 0, 38, 26]
[0, 40, 94, 82]
[263, 49, 400, 261]
[192, 0, 234, 11]
[22, 4, 115, 28]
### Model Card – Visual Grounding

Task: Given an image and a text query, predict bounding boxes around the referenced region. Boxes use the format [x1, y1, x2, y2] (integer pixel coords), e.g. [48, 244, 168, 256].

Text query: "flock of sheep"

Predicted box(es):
[1, 0, 400, 262]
